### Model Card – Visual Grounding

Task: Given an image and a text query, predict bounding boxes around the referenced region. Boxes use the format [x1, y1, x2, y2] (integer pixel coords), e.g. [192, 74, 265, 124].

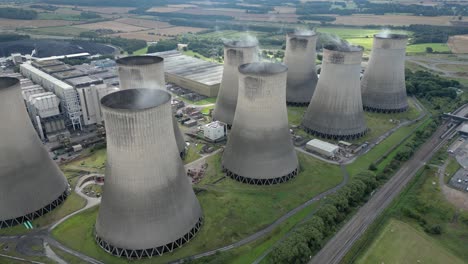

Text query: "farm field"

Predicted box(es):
[356, 219, 465, 264]
[0, 18, 74, 30]
[448, 35, 468, 54]
[436, 63, 468, 72]
[333, 14, 454, 26]
[111, 26, 206, 41]
[52, 152, 343, 264]
[21, 25, 88, 37]
[177, 7, 298, 22]
[73, 21, 148, 32]
[115, 17, 173, 29]
[406, 43, 451, 53]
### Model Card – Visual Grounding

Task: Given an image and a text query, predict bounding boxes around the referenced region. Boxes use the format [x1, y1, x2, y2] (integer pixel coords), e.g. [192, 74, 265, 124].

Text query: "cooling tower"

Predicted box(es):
[361, 34, 409, 113]
[0, 77, 69, 229]
[284, 32, 318, 105]
[116, 56, 186, 157]
[95, 89, 203, 259]
[222, 63, 299, 185]
[213, 40, 259, 126]
[302, 46, 368, 140]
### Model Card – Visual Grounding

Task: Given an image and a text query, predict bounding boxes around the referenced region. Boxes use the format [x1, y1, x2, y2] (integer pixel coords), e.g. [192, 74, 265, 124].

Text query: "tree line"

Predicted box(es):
[0, 7, 37, 20]
[78, 32, 146, 54]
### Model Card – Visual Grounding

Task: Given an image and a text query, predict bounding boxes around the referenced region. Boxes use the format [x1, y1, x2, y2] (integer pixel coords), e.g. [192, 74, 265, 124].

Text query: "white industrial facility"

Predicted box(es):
[306, 139, 340, 158]
[203, 121, 227, 142]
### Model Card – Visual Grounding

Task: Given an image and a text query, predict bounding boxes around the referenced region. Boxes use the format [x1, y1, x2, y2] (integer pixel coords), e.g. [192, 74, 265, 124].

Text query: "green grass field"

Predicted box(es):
[357, 219, 465, 264]
[407, 43, 451, 53]
[61, 148, 106, 174]
[184, 142, 203, 164]
[50, 246, 87, 264]
[52, 151, 343, 263]
[21, 26, 88, 37]
[37, 12, 82, 21]
[133, 46, 148, 55]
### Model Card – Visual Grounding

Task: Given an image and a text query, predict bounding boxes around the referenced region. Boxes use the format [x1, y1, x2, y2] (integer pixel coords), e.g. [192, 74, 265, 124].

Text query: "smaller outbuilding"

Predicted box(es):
[306, 139, 340, 158]
[203, 121, 227, 142]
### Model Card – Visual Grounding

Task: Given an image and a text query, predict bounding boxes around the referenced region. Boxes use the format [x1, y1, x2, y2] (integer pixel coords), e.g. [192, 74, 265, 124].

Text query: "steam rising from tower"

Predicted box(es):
[284, 31, 318, 105]
[222, 62, 299, 185]
[302, 45, 368, 140]
[213, 40, 259, 126]
[95, 89, 203, 259]
[361, 33, 409, 113]
[0, 77, 69, 229]
[116, 56, 186, 156]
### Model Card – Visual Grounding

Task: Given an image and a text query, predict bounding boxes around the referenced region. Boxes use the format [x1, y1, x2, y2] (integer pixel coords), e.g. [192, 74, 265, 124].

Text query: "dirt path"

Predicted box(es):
[439, 161, 468, 211]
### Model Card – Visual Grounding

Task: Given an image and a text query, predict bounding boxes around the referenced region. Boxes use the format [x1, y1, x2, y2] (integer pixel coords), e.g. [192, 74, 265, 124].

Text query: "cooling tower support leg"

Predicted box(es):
[363, 105, 408, 114]
[95, 217, 203, 259]
[286, 101, 310, 107]
[224, 168, 299, 185]
[302, 127, 369, 141]
[0, 190, 69, 229]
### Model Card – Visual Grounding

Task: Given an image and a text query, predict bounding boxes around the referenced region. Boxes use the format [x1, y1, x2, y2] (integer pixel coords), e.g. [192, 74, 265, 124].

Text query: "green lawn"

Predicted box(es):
[436, 63, 468, 73]
[357, 219, 465, 264]
[133, 46, 148, 55]
[21, 26, 88, 37]
[37, 12, 82, 21]
[61, 148, 106, 174]
[52, 151, 343, 263]
[407, 43, 451, 53]
[50, 246, 88, 264]
[445, 156, 462, 183]
[184, 142, 203, 164]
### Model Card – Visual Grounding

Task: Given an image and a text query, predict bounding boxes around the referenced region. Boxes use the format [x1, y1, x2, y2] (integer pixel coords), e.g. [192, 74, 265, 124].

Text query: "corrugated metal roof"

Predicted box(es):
[150, 51, 223, 86]
[306, 139, 339, 153]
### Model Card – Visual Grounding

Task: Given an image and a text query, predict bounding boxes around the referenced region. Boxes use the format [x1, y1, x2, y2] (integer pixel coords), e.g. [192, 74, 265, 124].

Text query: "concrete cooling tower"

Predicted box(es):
[284, 31, 319, 105]
[361, 33, 409, 113]
[222, 63, 299, 185]
[116, 56, 186, 157]
[0, 77, 69, 229]
[302, 45, 368, 140]
[95, 89, 203, 259]
[213, 40, 259, 126]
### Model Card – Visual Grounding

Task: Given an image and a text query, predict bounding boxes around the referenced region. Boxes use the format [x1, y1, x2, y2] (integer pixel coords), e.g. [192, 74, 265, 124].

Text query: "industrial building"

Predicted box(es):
[284, 31, 319, 105]
[95, 89, 203, 259]
[0, 77, 69, 229]
[306, 139, 340, 158]
[153, 50, 223, 97]
[361, 33, 409, 113]
[223, 62, 299, 185]
[116, 55, 186, 157]
[302, 45, 368, 140]
[77, 84, 119, 126]
[203, 121, 227, 142]
[213, 40, 259, 126]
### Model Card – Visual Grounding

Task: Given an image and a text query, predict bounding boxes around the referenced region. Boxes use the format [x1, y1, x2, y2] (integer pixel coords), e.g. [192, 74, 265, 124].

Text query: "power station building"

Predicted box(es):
[0, 77, 69, 229]
[223, 62, 299, 185]
[284, 31, 319, 105]
[302, 45, 368, 140]
[213, 40, 259, 126]
[361, 33, 409, 113]
[116, 55, 186, 156]
[95, 89, 202, 259]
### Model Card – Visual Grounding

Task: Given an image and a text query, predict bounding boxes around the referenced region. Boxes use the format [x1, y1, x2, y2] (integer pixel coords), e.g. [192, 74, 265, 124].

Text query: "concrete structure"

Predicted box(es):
[116, 55, 186, 156]
[213, 40, 259, 126]
[154, 51, 223, 97]
[0, 77, 69, 229]
[223, 63, 298, 185]
[20, 63, 82, 130]
[306, 139, 339, 158]
[77, 84, 119, 126]
[284, 31, 318, 105]
[28, 92, 61, 118]
[203, 121, 227, 142]
[95, 89, 202, 259]
[361, 33, 409, 113]
[302, 45, 368, 140]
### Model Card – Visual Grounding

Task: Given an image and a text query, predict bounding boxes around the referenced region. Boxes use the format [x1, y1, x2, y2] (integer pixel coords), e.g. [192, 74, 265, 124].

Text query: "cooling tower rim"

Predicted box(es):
[116, 55, 163, 66]
[0, 77, 19, 90]
[287, 31, 317, 37]
[374, 33, 408, 39]
[323, 44, 363, 53]
[223, 40, 258, 48]
[101, 88, 170, 111]
[239, 62, 287, 76]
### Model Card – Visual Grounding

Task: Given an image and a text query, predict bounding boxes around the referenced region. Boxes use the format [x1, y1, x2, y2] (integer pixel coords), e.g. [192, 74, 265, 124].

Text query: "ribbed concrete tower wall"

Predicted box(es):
[116, 56, 186, 156]
[284, 32, 318, 105]
[361, 34, 409, 112]
[222, 63, 299, 185]
[213, 41, 259, 126]
[95, 89, 202, 259]
[0, 77, 69, 229]
[302, 46, 368, 140]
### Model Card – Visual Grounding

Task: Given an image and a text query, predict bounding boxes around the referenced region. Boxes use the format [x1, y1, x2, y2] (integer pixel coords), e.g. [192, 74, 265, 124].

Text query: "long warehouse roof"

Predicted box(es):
[151, 50, 223, 86]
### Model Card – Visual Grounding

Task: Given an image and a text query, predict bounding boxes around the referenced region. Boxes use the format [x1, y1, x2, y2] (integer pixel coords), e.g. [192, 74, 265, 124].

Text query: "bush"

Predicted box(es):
[425, 224, 443, 235]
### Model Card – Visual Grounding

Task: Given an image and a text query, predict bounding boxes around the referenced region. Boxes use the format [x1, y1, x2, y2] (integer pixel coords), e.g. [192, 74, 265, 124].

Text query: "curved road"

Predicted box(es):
[309, 121, 456, 264]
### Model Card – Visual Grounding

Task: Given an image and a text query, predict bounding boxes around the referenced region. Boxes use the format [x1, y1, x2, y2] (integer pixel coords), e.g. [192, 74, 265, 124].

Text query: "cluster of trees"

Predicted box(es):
[78, 32, 146, 54]
[200, 3, 273, 14]
[407, 25, 468, 44]
[79, 11, 101, 19]
[298, 15, 336, 22]
[296, 2, 354, 16]
[168, 18, 295, 33]
[43, 0, 171, 7]
[130, 9, 234, 21]
[270, 171, 378, 263]
[355, 0, 467, 16]
[0, 7, 37, 20]
[147, 40, 178, 53]
[406, 70, 460, 101]
[0, 33, 30, 42]
[29, 4, 58, 11]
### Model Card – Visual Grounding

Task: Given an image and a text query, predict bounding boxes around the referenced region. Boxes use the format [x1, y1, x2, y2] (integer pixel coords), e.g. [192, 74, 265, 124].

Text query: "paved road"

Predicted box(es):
[309, 122, 454, 264]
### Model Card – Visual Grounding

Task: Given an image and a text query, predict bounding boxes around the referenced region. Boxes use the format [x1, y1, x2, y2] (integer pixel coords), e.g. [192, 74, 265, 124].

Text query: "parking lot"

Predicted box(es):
[449, 169, 468, 192]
